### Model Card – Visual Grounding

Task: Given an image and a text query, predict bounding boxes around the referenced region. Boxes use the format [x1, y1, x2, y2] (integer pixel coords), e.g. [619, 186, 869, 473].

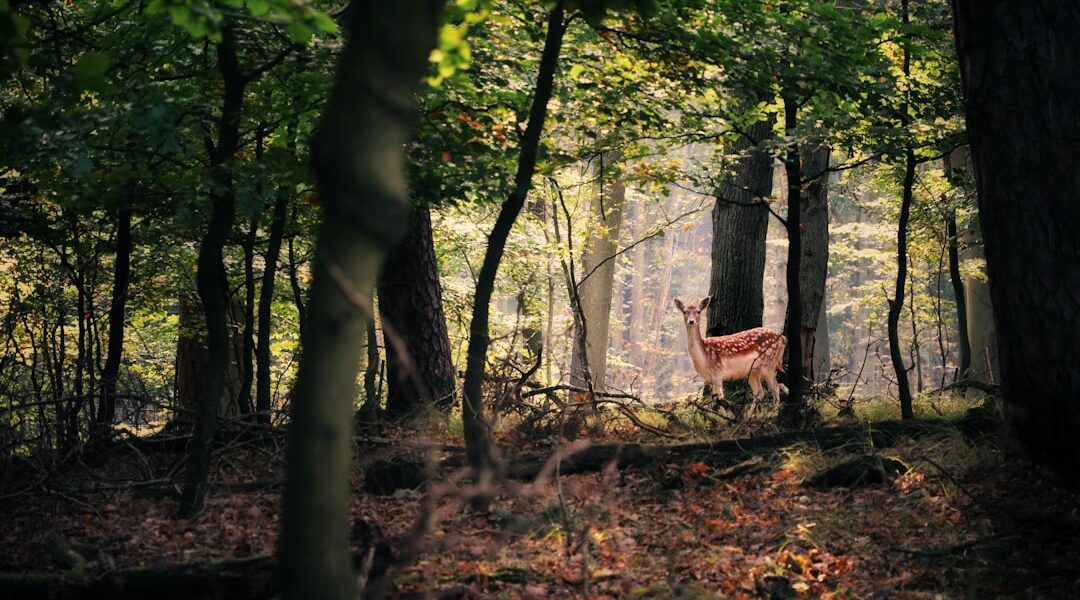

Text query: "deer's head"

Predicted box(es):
[674, 296, 711, 327]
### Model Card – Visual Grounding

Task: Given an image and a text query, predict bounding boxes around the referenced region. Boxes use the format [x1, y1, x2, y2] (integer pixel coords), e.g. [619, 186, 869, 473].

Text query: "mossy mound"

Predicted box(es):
[804, 455, 909, 489]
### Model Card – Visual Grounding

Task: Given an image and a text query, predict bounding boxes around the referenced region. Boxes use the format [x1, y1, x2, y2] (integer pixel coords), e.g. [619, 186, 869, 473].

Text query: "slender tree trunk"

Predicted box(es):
[377, 204, 456, 416]
[255, 195, 288, 424]
[570, 154, 625, 389]
[179, 26, 244, 518]
[889, 0, 915, 420]
[780, 94, 804, 422]
[277, 3, 443, 598]
[946, 211, 971, 383]
[952, 0, 1080, 481]
[460, 2, 567, 473]
[628, 197, 648, 365]
[888, 151, 916, 419]
[96, 206, 132, 435]
[238, 215, 258, 415]
[707, 113, 774, 337]
[643, 228, 677, 378]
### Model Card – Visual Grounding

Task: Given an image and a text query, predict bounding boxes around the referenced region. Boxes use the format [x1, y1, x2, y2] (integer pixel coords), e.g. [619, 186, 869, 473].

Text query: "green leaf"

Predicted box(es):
[286, 22, 313, 44]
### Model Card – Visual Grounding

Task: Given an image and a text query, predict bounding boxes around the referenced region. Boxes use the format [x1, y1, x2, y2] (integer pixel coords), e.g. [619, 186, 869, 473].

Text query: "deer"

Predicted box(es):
[673, 296, 786, 414]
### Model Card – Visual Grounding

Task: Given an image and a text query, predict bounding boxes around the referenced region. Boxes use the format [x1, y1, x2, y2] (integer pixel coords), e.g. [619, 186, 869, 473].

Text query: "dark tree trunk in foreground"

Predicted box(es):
[952, 0, 1080, 481]
[707, 114, 774, 337]
[277, 3, 443, 598]
[256, 194, 288, 424]
[179, 26, 244, 518]
[797, 144, 830, 381]
[96, 206, 132, 434]
[780, 94, 804, 423]
[889, 0, 915, 420]
[461, 2, 567, 473]
[946, 209, 971, 379]
[377, 204, 456, 416]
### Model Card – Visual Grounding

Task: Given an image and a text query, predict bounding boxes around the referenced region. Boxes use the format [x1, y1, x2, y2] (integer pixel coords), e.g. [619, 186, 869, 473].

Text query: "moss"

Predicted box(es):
[803, 454, 909, 488]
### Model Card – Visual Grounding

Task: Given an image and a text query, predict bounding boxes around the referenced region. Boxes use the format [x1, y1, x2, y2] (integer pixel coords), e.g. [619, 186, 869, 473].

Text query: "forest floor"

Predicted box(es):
[1, 408, 1079, 599]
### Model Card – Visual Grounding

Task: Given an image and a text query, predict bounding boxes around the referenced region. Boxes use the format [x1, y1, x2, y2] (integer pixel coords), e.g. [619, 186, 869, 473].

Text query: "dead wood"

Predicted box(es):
[500, 419, 954, 480]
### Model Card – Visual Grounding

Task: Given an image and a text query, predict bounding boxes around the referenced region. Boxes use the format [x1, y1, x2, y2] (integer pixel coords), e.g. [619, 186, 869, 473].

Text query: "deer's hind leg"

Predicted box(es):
[747, 370, 765, 413]
[763, 369, 781, 409]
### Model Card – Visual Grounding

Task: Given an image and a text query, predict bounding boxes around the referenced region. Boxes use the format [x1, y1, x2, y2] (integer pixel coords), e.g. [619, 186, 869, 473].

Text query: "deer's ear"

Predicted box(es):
[699, 296, 712, 310]
[673, 298, 685, 311]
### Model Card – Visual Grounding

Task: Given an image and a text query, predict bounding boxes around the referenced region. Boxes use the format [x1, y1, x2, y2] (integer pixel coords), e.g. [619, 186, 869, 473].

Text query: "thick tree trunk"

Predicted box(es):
[952, 0, 1080, 481]
[706, 115, 774, 337]
[277, 3, 442, 598]
[460, 2, 567, 473]
[797, 144, 830, 381]
[255, 195, 288, 424]
[377, 204, 456, 416]
[570, 155, 625, 390]
[179, 25, 244, 518]
[96, 206, 132, 434]
[780, 94, 804, 422]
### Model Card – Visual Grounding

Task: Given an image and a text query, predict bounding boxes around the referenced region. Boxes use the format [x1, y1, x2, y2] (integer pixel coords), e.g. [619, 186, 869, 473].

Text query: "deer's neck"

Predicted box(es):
[685, 323, 714, 374]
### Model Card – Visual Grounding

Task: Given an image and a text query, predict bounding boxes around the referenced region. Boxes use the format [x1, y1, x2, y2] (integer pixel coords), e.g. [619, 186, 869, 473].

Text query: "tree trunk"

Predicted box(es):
[238, 215, 258, 415]
[812, 286, 831, 380]
[707, 115, 774, 338]
[889, 0, 915, 420]
[460, 2, 567, 473]
[628, 197, 648, 365]
[952, 0, 1080, 481]
[960, 212, 998, 383]
[277, 3, 443, 598]
[96, 206, 132, 434]
[256, 195, 288, 424]
[377, 204, 456, 417]
[945, 209, 970, 379]
[570, 155, 625, 390]
[888, 152, 916, 419]
[797, 144, 830, 381]
[945, 146, 994, 382]
[780, 93, 804, 422]
[179, 25, 244, 518]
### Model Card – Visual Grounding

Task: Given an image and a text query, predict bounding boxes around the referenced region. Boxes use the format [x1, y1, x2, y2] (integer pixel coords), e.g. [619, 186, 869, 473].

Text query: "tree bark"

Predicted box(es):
[238, 214, 258, 415]
[377, 204, 456, 416]
[570, 154, 625, 389]
[780, 93, 804, 422]
[889, 0, 915, 421]
[179, 25, 244, 518]
[460, 2, 567, 473]
[277, 3, 443, 598]
[256, 194, 288, 424]
[96, 206, 132, 434]
[945, 209, 970, 379]
[952, 0, 1080, 481]
[797, 144, 830, 381]
[706, 115, 774, 338]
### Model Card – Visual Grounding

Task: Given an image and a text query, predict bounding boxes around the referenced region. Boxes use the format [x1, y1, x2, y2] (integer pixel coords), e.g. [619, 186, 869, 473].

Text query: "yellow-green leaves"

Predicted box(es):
[429, 0, 491, 86]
